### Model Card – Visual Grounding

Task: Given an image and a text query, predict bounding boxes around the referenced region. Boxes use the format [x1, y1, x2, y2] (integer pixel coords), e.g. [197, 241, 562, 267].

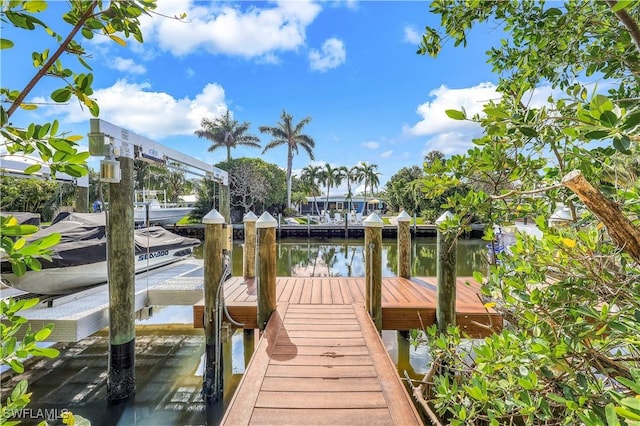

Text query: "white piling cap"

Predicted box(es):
[203, 209, 225, 224]
[243, 211, 258, 222]
[363, 212, 383, 228]
[396, 210, 411, 222]
[435, 210, 454, 225]
[256, 211, 277, 228]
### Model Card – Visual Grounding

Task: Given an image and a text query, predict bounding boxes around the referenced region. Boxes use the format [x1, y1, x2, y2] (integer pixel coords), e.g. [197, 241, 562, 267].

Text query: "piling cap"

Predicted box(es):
[203, 209, 225, 224]
[363, 212, 383, 228]
[243, 211, 258, 222]
[435, 210, 454, 225]
[396, 210, 411, 222]
[256, 211, 277, 228]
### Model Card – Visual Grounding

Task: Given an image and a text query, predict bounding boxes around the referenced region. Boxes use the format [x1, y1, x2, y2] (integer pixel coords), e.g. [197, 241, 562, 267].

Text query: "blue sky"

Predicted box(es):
[3, 0, 511, 193]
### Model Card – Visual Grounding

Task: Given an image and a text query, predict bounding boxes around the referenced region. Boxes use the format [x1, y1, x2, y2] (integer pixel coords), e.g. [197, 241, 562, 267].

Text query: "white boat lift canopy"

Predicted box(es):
[88, 118, 228, 184]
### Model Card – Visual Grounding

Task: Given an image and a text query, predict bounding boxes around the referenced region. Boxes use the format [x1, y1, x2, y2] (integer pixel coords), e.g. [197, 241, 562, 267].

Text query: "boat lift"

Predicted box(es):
[88, 118, 228, 185]
[87, 118, 230, 403]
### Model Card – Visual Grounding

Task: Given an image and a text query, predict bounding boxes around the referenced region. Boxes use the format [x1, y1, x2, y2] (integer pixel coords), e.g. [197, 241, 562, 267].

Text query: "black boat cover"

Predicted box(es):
[1, 212, 200, 272]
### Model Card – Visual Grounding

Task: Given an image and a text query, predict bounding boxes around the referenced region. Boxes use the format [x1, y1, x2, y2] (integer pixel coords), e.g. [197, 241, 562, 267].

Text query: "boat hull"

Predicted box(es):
[134, 206, 194, 226]
[1, 246, 196, 294]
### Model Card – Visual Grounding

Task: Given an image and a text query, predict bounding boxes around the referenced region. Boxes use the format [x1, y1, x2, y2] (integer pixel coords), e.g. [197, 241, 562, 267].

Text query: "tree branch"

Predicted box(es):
[562, 169, 640, 263]
[489, 183, 563, 200]
[607, 0, 640, 53]
[7, 1, 98, 119]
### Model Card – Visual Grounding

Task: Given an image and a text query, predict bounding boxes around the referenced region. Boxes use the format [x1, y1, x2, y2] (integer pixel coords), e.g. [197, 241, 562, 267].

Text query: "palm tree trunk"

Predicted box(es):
[226, 146, 231, 161]
[287, 149, 293, 209]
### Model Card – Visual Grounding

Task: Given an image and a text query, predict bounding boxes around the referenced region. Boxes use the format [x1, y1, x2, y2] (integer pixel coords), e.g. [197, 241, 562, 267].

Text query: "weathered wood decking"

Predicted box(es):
[193, 276, 502, 337]
[220, 303, 424, 425]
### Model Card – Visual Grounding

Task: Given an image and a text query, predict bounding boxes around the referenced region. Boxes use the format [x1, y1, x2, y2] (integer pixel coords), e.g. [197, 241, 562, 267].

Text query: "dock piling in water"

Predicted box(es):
[202, 209, 227, 402]
[107, 156, 136, 404]
[436, 211, 457, 333]
[397, 210, 412, 279]
[256, 212, 277, 331]
[242, 212, 258, 278]
[364, 212, 383, 331]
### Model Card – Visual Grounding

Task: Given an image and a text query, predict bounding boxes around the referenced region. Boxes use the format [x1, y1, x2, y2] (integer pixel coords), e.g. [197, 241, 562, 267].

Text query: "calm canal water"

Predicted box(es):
[8, 238, 488, 425]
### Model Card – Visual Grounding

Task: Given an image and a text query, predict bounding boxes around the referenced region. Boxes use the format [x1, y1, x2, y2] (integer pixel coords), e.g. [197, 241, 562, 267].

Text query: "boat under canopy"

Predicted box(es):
[1, 212, 200, 294]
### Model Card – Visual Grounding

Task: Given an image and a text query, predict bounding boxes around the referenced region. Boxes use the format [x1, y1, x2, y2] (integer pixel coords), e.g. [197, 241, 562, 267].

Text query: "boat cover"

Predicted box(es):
[1, 212, 200, 272]
[1, 211, 41, 226]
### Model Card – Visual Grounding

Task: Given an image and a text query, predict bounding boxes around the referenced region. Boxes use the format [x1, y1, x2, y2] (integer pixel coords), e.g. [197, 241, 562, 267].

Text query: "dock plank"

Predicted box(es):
[220, 303, 422, 425]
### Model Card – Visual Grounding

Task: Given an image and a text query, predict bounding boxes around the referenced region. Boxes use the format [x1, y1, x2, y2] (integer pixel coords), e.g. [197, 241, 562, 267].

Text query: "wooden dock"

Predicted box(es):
[220, 302, 424, 425]
[194, 276, 502, 337]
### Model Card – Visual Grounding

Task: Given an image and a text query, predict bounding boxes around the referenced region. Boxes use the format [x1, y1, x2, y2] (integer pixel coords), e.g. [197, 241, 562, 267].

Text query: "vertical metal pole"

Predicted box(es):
[243, 212, 258, 278]
[202, 209, 226, 402]
[107, 156, 135, 404]
[435, 211, 457, 334]
[75, 186, 89, 212]
[396, 210, 411, 279]
[256, 212, 277, 331]
[363, 213, 383, 331]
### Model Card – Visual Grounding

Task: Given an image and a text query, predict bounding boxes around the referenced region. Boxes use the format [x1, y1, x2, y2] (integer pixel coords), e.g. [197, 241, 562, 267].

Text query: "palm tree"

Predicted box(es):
[301, 164, 322, 216]
[260, 110, 316, 209]
[341, 166, 361, 213]
[195, 110, 261, 161]
[319, 163, 343, 215]
[355, 162, 381, 214]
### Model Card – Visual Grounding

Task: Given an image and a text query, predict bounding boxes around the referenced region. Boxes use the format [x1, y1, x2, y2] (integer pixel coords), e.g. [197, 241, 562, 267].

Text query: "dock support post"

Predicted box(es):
[363, 213, 383, 331]
[219, 184, 231, 251]
[243, 212, 258, 278]
[307, 214, 311, 238]
[397, 210, 412, 279]
[202, 209, 227, 403]
[107, 156, 136, 404]
[435, 211, 457, 334]
[243, 329, 255, 368]
[256, 212, 277, 331]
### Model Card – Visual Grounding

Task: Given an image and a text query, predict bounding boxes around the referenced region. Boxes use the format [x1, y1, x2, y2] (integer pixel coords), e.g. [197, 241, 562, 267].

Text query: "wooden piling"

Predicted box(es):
[107, 156, 135, 404]
[435, 211, 457, 334]
[397, 210, 412, 279]
[243, 329, 255, 368]
[243, 212, 258, 278]
[202, 209, 226, 402]
[256, 212, 277, 331]
[219, 183, 231, 251]
[363, 213, 383, 331]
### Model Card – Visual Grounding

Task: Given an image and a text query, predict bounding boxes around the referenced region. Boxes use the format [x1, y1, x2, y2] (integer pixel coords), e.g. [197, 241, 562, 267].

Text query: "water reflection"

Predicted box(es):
[221, 237, 488, 278]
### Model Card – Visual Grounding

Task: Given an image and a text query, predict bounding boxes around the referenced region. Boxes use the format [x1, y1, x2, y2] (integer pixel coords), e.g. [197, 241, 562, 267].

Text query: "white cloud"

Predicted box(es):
[361, 141, 379, 150]
[185, 67, 195, 78]
[403, 25, 421, 45]
[406, 82, 500, 136]
[142, 0, 321, 59]
[109, 57, 147, 75]
[309, 37, 346, 72]
[33, 80, 227, 139]
[422, 131, 483, 157]
[380, 150, 393, 158]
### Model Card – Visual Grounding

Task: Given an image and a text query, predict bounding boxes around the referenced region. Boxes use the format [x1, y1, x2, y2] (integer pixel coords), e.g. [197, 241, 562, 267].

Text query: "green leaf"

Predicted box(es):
[10, 379, 28, 401]
[24, 0, 47, 12]
[49, 138, 75, 154]
[584, 130, 610, 140]
[445, 109, 466, 120]
[606, 403, 621, 426]
[519, 126, 538, 137]
[1, 224, 39, 236]
[484, 108, 510, 119]
[613, 135, 631, 154]
[31, 347, 59, 358]
[599, 110, 618, 128]
[1, 38, 14, 49]
[611, 0, 634, 12]
[621, 110, 640, 130]
[23, 164, 42, 174]
[51, 87, 72, 102]
[109, 34, 127, 46]
[591, 94, 614, 113]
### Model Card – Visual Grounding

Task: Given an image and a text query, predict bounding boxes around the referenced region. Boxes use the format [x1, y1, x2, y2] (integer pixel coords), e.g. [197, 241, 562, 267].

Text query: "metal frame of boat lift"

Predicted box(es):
[88, 118, 228, 185]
